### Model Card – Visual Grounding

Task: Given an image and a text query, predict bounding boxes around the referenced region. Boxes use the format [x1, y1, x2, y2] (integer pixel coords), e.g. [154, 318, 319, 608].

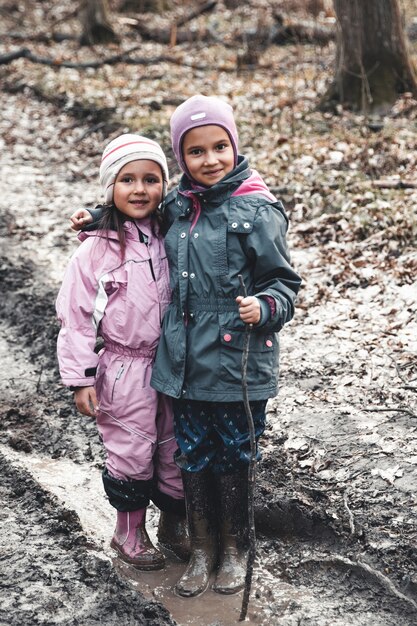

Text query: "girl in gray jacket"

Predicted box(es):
[71, 95, 301, 598]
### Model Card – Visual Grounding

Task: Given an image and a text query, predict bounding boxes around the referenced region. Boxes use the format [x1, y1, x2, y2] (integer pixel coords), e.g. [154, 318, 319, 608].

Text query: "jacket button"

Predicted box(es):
[178, 200, 183, 206]
[231, 222, 238, 229]
[266, 339, 273, 347]
[182, 271, 188, 278]
[180, 232, 186, 238]
[243, 222, 250, 229]
[190, 273, 195, 278]
[224, 333, 232, 342]
[194, 233, 199, 238]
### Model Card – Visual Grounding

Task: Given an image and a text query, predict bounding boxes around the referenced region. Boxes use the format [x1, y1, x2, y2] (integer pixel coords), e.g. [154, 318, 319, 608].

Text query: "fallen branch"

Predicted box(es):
[301, 554, 417, 611]
[270, 20, 334, 46]
[134, 24, 220, 45]
[3, 31, 77, 43]
[0, 46, 231, 72]
[123, 0, 218, 35]
[0, 45, 139, 67]
[129, 15, 334, 48]
[175, 0, 218, 27]
[362, 406, 417, 419]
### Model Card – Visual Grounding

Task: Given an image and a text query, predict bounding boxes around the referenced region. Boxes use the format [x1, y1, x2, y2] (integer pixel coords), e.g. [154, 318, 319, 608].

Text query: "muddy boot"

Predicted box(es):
[212, 468, 250, 594]
[110, 509, 165, 570]
[174, 469, 218, 597]
[157, 511, 190, 561]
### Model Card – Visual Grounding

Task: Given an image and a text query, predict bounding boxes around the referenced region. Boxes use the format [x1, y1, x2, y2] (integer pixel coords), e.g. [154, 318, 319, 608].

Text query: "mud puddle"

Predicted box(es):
[115, 561, 263, 626]
[1, 443, 266, 625]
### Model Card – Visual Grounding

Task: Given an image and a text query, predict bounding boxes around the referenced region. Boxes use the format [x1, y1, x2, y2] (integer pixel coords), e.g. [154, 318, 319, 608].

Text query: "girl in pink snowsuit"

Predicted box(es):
[56, 134, 187, 570]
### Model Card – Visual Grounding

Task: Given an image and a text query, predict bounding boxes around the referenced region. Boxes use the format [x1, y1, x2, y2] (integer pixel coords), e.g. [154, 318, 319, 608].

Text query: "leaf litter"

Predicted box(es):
[0, 0, 416, 624]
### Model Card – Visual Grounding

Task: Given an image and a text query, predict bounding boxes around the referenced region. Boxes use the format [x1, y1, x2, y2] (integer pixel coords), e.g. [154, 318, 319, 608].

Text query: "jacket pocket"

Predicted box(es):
[96, 358, 125, 406]
[219, 326, 278, 386]
[159, 310, 185, 376]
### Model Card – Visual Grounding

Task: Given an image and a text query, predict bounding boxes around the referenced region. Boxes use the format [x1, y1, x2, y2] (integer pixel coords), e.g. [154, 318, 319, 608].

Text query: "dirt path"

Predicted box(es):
[1, 63, 417, 626]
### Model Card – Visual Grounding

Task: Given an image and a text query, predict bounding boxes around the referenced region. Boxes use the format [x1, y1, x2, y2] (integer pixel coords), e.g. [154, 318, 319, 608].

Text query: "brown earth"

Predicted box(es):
[1, 1, 416, 625]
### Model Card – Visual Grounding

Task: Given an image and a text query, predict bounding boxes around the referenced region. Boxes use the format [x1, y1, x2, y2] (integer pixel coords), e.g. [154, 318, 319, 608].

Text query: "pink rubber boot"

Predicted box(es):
[110, 509, 165, 570]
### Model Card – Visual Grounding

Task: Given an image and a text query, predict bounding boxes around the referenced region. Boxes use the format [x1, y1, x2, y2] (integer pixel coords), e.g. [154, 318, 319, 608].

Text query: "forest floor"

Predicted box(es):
[0, 1, 417, 625]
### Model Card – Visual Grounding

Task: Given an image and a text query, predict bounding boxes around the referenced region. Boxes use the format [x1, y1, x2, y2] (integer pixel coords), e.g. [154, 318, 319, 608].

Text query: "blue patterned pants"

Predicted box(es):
[172, 399, 267, 474]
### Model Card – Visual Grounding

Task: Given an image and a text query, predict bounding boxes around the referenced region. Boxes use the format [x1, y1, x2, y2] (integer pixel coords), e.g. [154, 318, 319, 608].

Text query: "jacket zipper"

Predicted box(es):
[135, 223, 156, 281]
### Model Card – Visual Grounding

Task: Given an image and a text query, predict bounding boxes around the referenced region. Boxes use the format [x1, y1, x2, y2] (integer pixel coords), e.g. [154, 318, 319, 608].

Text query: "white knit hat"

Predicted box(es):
[99, 133, 169, 204]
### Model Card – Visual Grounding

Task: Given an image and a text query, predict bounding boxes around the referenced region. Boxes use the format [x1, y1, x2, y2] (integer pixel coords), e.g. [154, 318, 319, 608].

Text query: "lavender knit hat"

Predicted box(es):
[170, 95, 239, 176]
[99, 133, 169, 204]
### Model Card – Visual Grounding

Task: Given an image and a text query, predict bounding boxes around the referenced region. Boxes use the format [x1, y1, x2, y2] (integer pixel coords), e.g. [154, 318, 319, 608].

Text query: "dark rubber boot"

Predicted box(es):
[157, 511, 190, 561]
[174, 469, 218, 597]
[212, 468, 250, 594]
[110, 509, 165, 570]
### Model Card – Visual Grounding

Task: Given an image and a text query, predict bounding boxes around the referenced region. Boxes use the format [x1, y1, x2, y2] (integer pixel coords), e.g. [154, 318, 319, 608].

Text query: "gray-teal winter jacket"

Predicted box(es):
[150, 157, 301, 402]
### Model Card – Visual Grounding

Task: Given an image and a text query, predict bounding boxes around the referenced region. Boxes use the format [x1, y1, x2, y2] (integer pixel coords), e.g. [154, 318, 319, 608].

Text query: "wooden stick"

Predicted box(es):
[237, 274, 256, 622]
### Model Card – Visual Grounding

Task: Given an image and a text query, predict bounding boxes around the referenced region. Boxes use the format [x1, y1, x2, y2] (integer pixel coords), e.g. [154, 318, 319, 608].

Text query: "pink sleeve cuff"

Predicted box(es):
[261, 295, 276, 317]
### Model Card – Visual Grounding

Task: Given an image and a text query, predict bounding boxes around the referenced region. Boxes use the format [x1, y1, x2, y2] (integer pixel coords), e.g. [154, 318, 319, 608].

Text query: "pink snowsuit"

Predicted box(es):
[56, 218, 184, 509]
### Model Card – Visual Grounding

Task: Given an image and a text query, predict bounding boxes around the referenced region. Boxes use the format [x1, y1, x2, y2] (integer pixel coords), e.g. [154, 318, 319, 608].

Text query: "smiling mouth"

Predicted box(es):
[204, 169, 223, 176]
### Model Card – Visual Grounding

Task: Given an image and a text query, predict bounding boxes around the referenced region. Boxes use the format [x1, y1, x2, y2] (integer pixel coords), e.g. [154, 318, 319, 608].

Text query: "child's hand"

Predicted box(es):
[236, 296, 261, 325]
[74, 386, 98, 417]
[70, 209, 92, 231]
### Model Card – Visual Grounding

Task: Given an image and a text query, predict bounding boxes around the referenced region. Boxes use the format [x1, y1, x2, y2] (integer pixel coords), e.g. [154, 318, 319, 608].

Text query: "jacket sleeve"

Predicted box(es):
[244, 202, 302, 333]
[83, 205, 104, 231]
[56, 238, 102, 387]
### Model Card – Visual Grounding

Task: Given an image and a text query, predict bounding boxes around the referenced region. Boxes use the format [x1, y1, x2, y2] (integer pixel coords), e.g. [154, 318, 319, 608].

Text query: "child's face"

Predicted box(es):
[113, 160, 163, 219]
[182, 124, 235, 187]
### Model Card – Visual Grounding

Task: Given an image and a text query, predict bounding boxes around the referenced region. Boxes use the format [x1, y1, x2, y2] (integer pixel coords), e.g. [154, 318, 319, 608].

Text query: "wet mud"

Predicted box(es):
[1, 76, 417, 626]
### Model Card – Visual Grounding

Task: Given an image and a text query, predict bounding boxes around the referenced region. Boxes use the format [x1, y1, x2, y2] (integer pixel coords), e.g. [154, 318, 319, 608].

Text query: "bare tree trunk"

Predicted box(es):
[80, 0, 119, 45]
[321, 0, 417, 113]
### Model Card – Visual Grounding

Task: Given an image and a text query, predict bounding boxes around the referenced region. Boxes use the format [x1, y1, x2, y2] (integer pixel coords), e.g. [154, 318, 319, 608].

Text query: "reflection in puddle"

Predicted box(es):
[114, 556, 267, 626]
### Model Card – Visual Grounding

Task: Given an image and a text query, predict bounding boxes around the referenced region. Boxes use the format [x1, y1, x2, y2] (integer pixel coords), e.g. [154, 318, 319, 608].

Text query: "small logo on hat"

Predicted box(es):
[190, 112, 206, 120]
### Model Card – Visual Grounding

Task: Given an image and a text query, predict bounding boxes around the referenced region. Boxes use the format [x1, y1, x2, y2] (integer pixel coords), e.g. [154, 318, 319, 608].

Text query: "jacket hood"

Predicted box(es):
[231, 170, 277, 202]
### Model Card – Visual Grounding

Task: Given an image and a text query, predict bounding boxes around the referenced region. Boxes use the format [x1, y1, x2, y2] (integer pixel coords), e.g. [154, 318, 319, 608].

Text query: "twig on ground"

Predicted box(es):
[343, 491, 355, 535]
[76, 122, 108, 141]
[0, 377, 43, 387]
[175, 0, 218, 27]
[301, 554, 417, 611]
[384, 350, 417, 391]
[362, 406, 417, 418]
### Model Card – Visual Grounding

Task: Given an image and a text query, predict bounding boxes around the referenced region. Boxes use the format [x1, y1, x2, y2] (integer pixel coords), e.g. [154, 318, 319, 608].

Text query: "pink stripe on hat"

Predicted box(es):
[99, 133, 169, 204]
[101, 138, 161, 163]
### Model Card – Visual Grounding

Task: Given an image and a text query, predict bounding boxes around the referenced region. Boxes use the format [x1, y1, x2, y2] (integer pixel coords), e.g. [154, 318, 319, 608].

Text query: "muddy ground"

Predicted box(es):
[1, 2, 417, 625]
